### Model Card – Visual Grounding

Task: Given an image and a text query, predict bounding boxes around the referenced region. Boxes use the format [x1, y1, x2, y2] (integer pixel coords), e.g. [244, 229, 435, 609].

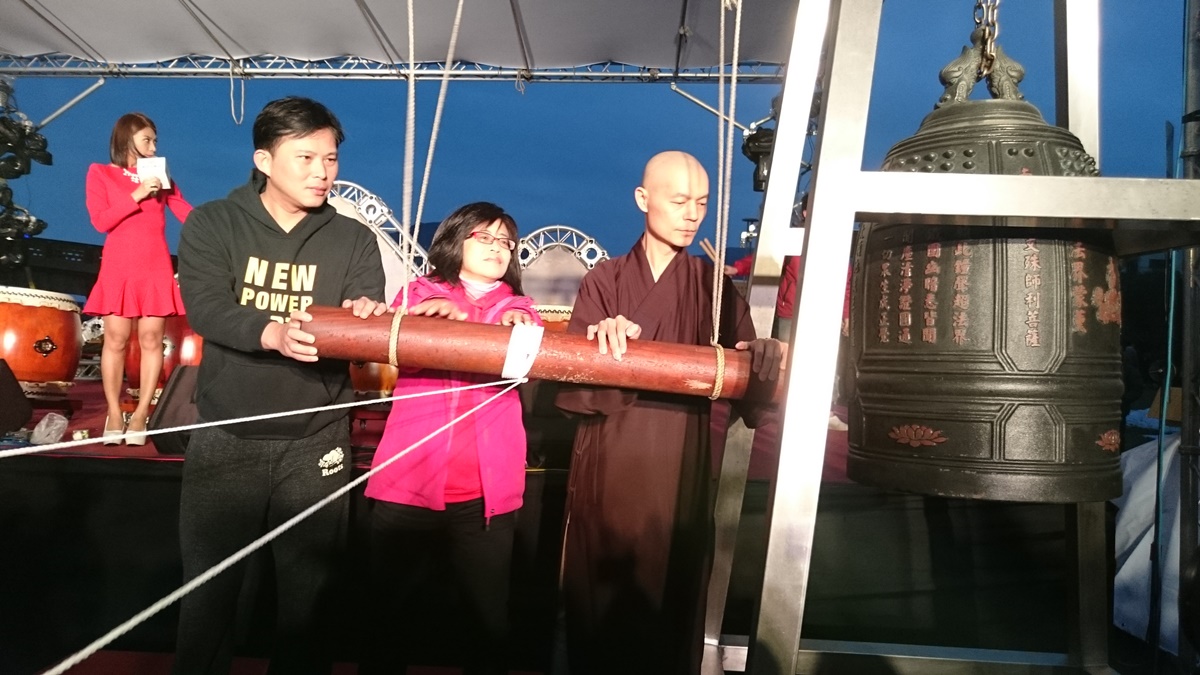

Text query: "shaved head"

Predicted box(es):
[641, 150, 706, 189]
[635, 151, 709, 254]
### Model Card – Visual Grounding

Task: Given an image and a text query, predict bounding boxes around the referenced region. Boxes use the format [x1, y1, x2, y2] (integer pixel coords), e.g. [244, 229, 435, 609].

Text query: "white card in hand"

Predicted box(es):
[136, 157, 171, 189]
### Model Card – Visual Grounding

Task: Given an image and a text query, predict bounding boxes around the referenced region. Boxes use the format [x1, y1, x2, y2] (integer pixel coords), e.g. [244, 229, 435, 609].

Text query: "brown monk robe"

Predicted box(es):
[555, 150, 780, 674]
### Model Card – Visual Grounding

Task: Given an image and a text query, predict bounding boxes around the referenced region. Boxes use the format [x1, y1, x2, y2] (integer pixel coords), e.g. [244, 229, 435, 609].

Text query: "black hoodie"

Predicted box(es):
[178, 173, 385, 439]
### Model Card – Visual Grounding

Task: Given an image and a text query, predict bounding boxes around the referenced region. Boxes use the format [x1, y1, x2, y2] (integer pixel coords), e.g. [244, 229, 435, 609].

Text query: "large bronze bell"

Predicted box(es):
[846, 27, 1123, 503]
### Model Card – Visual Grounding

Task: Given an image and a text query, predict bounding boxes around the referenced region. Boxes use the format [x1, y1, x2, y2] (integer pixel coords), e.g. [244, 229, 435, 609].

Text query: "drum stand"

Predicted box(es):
[23, 388, 83, 418]
[702, 1, 1200, 673]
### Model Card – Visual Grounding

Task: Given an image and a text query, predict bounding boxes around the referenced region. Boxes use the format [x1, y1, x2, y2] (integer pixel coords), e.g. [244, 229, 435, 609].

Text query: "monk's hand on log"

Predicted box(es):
[408, 298, 468, 321]
[736, 338, 785, 382]
[587, 315, 642, 362]
[262, 310, 318, 363]
[500, 310, 534, 326]
[342, 296, 389, 319]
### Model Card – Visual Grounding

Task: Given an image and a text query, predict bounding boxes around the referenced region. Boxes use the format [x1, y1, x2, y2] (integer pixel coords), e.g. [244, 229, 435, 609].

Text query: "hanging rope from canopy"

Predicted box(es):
[708, 0, 744, 398]
[398, 0, 466, 310]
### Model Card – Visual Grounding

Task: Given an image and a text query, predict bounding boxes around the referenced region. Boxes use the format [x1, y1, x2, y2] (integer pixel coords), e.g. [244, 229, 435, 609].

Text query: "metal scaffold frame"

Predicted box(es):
[0, 54, 784, 83]
[705, 1, 1200, 673]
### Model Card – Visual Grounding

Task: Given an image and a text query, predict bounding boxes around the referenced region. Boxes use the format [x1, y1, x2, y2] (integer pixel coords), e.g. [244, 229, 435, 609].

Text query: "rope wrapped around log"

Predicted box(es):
[304, 306, 783, 402]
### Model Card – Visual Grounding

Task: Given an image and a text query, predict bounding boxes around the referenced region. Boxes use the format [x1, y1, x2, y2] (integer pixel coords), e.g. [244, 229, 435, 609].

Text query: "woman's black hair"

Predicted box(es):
[426, 201, 523, 295]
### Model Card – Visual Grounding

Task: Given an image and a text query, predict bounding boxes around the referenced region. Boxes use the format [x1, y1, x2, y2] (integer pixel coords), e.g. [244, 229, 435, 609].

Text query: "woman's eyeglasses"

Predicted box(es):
[468, 231, 517, 251]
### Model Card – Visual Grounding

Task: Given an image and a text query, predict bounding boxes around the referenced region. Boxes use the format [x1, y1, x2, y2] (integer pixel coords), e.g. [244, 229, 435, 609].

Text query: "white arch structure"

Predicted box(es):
[332, 181, 610, 277]
[330, 179, 430, 280]
[517, 224, 608, 270]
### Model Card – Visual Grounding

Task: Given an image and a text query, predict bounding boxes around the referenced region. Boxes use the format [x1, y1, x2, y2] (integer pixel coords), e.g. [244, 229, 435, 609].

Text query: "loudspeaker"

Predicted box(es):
[148, 365, 198, 455]
[0, 359, 32, 433]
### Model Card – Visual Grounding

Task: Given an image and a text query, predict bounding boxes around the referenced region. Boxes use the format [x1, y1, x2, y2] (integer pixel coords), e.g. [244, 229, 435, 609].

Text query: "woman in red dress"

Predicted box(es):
[83, 113, 192, 445]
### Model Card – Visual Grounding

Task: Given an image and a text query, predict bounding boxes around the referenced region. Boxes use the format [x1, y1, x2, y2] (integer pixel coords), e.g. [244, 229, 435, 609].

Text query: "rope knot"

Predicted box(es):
[709, 344, 726, 400]
[388, 310, 404, 367]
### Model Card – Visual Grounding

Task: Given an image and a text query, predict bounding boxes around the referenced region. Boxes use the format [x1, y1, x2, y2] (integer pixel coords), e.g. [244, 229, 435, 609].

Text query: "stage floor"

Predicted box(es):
[0, 378, 1181, 674]
[5, 377, 391, 460]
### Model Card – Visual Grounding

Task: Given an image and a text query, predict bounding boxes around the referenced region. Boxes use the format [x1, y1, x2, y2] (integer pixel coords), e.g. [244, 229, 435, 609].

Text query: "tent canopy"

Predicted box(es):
[0, 0, 798, 80]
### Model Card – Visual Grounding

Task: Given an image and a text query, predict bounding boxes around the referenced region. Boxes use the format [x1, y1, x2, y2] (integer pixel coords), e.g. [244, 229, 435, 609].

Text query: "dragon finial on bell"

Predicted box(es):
[936, 24, 1026, 108]
[986, 43, 1026, 102]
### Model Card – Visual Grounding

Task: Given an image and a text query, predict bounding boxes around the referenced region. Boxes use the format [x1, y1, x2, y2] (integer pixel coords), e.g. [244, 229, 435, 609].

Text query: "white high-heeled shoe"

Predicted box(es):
[102, 415, 125, 446]
[125, 414, 148, 446]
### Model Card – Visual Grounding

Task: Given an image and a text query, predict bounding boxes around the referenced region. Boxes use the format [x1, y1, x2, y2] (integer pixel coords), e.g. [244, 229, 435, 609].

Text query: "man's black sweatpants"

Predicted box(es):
[173, 419, 351, 675]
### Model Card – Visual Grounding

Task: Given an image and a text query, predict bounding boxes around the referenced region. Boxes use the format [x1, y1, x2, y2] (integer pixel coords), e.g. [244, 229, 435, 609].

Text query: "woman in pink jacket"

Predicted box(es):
[363, 202, 540, 675]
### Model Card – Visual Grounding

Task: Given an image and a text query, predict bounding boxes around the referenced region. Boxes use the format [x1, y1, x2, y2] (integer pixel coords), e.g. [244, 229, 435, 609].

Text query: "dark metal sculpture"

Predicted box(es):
[847, 25, 1122, 502]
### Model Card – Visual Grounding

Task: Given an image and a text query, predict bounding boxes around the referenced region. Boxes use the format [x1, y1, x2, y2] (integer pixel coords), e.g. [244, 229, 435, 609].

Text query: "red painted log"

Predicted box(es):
[304, 307, 783, 402]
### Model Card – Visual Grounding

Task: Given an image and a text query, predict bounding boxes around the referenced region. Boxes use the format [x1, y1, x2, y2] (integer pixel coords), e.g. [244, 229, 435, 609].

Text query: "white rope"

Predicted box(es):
[388, 309, 404, 366]
[711, 0, 725, 346]
[400, 0, 417, 311]
[0, 378, 515, 460]
[39, 377, 524, 675]
[720, 0, 743, 301]
[412, 0, 465, 255]
[400, 0, 464, 313]
[228, 65, 244, 125]
[710, 0, 743, 346]
[172, 0, 245, 125]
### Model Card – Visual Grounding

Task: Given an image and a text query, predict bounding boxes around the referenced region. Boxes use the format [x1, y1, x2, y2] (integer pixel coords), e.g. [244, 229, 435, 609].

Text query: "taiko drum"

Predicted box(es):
[349, 361, 399, 398]
[125, 314, 204, 395]
[0, 286, 83, 386]
[534, 305, 573, 333]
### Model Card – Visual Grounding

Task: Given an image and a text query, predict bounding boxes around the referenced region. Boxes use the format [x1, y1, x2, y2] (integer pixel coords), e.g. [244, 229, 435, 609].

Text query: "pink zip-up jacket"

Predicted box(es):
[364, 276, 542, 519]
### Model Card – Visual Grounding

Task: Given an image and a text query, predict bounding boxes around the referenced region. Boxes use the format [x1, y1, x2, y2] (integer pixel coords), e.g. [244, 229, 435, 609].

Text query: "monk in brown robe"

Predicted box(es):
[555, 150, 783, 674]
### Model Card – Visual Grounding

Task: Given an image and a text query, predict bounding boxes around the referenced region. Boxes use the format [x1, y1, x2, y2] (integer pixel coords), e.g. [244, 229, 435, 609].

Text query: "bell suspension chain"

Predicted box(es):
[974, 0, 1000, 78]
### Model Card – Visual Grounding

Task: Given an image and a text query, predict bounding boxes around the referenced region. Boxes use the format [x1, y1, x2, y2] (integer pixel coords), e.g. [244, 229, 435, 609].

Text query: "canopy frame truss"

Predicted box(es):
[0, 54, 785, 83]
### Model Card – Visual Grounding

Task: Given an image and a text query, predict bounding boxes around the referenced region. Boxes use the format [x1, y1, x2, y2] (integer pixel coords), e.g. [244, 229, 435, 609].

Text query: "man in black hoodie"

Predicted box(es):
[174, 97, 386, 674]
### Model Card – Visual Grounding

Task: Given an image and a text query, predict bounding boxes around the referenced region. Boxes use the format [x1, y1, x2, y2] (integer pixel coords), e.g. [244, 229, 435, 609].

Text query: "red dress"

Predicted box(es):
[83, 163, 192, 318]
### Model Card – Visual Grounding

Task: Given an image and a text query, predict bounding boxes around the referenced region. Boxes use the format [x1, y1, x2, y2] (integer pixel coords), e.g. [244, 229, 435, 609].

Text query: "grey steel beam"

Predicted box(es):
[508, 0, 535, 73]
[701, 2, 828, 671]
[1065, 502, 1113, 673]
[700, 419, 754, 675]
[745, 0, 829, 337]
[1181, 245, 1200, 666]
[1050, 9, 1111, 672]
[847, 172, 1200, 255]
[846, 172, 1200, 229]
[1053, 0, 1102, 161]
[1179, 0, 1200, 667]
[725, 637, 1093, 674]
[747, 0, 876, 673]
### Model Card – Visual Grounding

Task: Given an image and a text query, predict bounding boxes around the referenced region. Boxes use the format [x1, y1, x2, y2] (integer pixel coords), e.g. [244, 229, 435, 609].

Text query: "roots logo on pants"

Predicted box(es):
[318, 447, 345, 477]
